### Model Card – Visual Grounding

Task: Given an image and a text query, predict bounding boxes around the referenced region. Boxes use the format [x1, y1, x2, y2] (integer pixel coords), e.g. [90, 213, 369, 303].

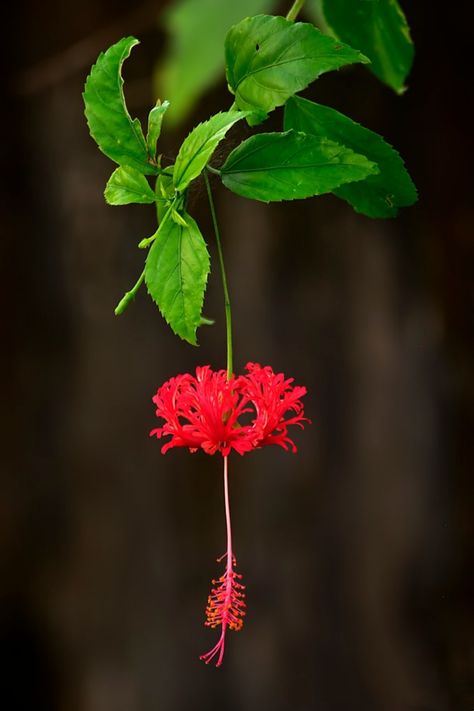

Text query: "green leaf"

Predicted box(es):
[225, 14, 369, 121]
[83, 37, 157, 175]
[284, 96, 417, 217]
[155, 170, 175, 222]
[173, 111, 246, 191]
[155, 0, 275, 126]
[220, 129, 378, 202]
[319, 0, 414, 94]
[104, 166, 156, 205]
[146, 100, 170, 161]
[171, 208, 188, 227]
[156, 170, 175, 201]
[145, 212, 210, 345]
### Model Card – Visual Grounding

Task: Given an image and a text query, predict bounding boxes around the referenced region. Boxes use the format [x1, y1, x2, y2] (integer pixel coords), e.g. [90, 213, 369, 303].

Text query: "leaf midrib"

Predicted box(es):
[223, 133, 367, 174]
[234, 46, 359, 93]
[175, 132, 221, 187]
[224, 160, 367, 175]
[235, 55, 316, 92]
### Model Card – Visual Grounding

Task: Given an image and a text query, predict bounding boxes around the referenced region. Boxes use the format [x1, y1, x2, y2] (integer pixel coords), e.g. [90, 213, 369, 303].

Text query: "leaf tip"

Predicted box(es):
[395, 83, 408, 96]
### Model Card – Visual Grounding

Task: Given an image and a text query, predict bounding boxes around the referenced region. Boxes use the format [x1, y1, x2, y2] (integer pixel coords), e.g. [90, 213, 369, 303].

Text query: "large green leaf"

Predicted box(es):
[318, 0, 414, 94]
[104, 166, 156, 205]
[145, 212, 210, 345]
[173, 111, 246, 191]
[220, 130, 378, 202]
[84, 37, 157, 175]
[225, 14, 369, 121]
[284, 96, 417, 217]
[155, 0, 275, 126]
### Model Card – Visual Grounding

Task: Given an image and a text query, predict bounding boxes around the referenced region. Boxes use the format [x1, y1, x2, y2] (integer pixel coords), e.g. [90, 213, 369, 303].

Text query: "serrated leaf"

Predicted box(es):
[147, 100, 170, 161]
[225, 14, 369, 121]
[220, 130, 378, 202]
[155, 0, 275, 126]
[318, 0, 414, 94]
[145, 212, 210, 345]
[173, 111, 246, 191]
[83, 36, 157, 174]
[284, 96, 417, 217]
[104, 166, 156, 205]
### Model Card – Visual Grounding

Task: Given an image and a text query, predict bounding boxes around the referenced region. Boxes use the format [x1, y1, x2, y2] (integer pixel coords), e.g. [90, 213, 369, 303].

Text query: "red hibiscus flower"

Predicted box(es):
[150, 362, 309, 667]
[150, 362, 308, 456]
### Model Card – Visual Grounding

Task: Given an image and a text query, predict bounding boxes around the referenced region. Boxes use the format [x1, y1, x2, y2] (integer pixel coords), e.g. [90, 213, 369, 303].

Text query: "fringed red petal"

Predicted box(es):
[150, 363, 309, 456]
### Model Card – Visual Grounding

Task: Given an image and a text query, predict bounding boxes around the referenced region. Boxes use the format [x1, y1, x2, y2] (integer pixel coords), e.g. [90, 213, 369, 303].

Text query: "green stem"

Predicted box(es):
[138, 200, 175, 249]
[154, 175, 163, 224]
[286, 0, 306, 21]
[204, 170, 233, 378]
[114, 269, 145, 315]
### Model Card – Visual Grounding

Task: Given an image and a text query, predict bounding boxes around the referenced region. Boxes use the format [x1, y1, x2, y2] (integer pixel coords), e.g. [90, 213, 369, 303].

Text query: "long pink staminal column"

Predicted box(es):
[200, 456, 246, 667]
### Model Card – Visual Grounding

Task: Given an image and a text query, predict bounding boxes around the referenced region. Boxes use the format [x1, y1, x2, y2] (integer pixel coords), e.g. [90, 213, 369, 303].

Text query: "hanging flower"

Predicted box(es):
[150, 362, 308, 456]
[150, 366, 256, 456]
[150, 363, 309, 667]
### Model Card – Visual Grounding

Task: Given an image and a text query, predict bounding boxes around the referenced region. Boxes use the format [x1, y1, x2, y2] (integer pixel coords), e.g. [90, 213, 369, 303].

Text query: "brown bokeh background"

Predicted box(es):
[1, 2, 472, 710]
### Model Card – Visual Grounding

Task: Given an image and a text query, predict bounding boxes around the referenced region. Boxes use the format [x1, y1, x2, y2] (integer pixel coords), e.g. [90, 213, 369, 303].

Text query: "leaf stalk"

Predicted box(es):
[286, 0, 306, 22]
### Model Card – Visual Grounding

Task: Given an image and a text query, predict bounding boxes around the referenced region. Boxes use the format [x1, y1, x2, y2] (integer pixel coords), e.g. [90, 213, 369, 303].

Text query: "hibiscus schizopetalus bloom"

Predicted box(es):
[151, 362, 309, 666]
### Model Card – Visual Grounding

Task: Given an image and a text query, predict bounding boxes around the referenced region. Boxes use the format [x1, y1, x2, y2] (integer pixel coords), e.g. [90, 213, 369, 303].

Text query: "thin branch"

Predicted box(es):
[286, 0, 306, 22]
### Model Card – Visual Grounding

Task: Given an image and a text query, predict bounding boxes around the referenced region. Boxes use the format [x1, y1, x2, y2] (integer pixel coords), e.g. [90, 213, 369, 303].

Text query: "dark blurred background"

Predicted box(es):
[1, 1, 473, 710]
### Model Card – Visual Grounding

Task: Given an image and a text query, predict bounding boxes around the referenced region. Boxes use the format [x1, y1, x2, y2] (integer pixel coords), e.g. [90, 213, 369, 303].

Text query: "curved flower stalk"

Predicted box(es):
[151, 362, 308, 666]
